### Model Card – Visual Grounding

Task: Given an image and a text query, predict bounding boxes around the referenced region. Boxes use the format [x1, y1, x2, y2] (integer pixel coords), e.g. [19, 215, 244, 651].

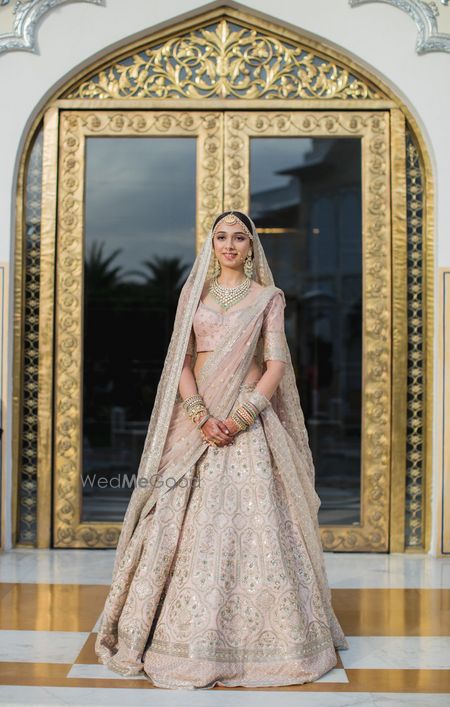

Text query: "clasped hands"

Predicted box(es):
[200, 416, 240, 447]
[182, 392, 260, 447]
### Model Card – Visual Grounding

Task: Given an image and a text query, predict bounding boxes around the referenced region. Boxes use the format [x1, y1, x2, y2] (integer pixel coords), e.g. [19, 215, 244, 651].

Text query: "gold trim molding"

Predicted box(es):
[389, 108, 408, 552]
[405, 128, 428, 548]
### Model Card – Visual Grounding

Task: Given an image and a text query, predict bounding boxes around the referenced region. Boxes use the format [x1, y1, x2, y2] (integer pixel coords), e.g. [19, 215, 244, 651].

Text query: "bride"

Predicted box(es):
[95, 210, 349, 689]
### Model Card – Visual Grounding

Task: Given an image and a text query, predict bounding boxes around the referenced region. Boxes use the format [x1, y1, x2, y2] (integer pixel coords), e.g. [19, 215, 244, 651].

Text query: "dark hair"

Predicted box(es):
[212, 210, 253, 235]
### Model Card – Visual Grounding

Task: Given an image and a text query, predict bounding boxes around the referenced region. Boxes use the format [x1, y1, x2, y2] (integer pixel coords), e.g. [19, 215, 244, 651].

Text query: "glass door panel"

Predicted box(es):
[225, 111, 392, 551]
[82, 137, 197, 523]
[53, 111, 223, 547]
[249, 136, 362, 526]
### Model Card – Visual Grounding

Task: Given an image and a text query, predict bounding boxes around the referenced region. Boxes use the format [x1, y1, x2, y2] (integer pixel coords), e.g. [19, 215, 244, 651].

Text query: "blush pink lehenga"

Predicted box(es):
[94, 214, 349, 689]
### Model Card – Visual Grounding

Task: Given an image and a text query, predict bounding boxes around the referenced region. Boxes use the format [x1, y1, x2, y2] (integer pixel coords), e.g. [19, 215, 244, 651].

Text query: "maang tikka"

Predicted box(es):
[211, 211, 254, 278]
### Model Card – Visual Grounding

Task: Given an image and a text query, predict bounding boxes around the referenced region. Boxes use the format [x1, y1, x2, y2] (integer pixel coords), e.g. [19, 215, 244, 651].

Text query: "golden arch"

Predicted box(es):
[12, 7, 434, 553]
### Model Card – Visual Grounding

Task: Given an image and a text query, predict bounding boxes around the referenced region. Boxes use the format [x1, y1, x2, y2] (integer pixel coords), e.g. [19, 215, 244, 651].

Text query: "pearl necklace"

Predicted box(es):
[209, 276, 251, 311]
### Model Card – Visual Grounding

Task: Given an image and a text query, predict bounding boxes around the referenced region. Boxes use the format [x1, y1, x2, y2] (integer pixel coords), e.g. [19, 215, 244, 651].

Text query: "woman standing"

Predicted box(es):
[95, 210, 349, 689]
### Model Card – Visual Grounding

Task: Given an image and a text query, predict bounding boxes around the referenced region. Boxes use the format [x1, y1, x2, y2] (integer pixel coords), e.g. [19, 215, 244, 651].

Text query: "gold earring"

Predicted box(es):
[212, 253, 221, 278]
[244, 252, 253, 278]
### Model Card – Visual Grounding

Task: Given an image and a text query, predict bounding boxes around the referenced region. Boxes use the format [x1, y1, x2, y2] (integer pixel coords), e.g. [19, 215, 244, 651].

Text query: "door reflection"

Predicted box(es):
[250, 137, 362, 525]
[82, 137, 196, 522]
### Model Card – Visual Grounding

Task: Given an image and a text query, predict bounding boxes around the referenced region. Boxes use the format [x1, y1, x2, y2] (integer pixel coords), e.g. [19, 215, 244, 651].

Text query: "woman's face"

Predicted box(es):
[212, 221, 252, 272]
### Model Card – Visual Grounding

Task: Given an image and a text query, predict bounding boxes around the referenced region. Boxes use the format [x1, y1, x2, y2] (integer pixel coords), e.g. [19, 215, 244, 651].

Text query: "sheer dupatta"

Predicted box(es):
[109, 283, 279, 583]
[141, 283, 279, 512]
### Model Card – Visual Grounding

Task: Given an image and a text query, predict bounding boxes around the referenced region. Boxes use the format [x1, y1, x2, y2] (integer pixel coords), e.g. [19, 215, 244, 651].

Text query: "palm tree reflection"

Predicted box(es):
[82, 240, 191, 521]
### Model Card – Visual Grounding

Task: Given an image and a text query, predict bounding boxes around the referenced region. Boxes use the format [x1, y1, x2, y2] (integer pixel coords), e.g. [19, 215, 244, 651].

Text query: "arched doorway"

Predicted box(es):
[13, 8, 433, 552]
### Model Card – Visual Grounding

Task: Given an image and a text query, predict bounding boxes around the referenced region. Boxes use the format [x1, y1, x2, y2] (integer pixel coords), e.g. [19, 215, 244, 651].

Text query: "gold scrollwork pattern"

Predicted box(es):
[65, 18, 383, 101]
[405, 127, 425, 548]
[225, 111, 391, 551]
[17, 126, 44, 545]
[54, 111, 223, 547]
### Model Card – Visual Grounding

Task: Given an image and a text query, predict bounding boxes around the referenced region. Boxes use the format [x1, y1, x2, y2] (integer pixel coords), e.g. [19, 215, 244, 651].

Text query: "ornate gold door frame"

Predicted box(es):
[225, 111, 394, 551]
[48, 107, 396, 551]
[50, 110, 223, 547]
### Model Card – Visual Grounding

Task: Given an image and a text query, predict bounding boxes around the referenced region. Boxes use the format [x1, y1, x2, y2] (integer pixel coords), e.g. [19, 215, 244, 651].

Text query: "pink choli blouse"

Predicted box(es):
[186, 291, 288, 363]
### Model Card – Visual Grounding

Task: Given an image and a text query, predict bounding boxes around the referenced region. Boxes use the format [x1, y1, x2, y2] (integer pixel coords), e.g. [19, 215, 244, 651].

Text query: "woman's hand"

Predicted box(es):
[222, 417, 241, 437]
[200, 417, 234, 447]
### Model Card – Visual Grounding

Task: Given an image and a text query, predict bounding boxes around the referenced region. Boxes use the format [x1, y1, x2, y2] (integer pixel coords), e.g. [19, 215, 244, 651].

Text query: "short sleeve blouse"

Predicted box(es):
[261, 291, 288, 363]
[185, 288, 288, 362]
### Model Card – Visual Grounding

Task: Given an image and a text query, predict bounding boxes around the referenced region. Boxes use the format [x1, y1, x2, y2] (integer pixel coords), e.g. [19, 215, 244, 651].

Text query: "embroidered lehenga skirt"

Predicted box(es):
[95, 382, 345, 689]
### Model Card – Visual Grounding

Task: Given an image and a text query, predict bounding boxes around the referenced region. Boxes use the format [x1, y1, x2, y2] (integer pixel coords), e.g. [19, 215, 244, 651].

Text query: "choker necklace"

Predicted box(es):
[209, 276, 251, 311]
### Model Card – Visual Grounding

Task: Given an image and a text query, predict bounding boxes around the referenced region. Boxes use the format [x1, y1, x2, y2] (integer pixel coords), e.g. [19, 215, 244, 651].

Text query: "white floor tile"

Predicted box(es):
[324, 552, 450, 589]
[0, 549, 115, 585]
[341, 636, 450, 669]
[313, 667, 349, 682]
[371, 696, 450, 707]
[0, 630, 89, 663]
[0, 686, 449, 706]
[0, 685, 378, 706]
[67, 664, 147, 680]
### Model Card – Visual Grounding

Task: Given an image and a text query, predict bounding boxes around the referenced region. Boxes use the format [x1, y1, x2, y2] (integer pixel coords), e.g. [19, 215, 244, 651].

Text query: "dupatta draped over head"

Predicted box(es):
[109, 212, 348, 651]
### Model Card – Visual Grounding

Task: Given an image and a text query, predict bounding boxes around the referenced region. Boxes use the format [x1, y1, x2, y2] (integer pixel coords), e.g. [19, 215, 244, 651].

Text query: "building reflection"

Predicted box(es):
[250, 136, 362, 525]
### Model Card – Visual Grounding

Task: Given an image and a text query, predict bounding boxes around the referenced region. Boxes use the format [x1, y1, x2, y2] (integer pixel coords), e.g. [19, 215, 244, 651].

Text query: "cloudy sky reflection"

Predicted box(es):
[84, 137, 197, 281]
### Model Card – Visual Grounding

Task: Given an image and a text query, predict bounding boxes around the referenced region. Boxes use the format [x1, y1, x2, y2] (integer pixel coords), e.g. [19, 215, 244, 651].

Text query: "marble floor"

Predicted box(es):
[0, 549, 449, 705]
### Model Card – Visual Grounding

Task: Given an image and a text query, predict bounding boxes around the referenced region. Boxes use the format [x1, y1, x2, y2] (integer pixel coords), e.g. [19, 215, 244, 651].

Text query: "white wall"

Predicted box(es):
[1, 0, 447, 552]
